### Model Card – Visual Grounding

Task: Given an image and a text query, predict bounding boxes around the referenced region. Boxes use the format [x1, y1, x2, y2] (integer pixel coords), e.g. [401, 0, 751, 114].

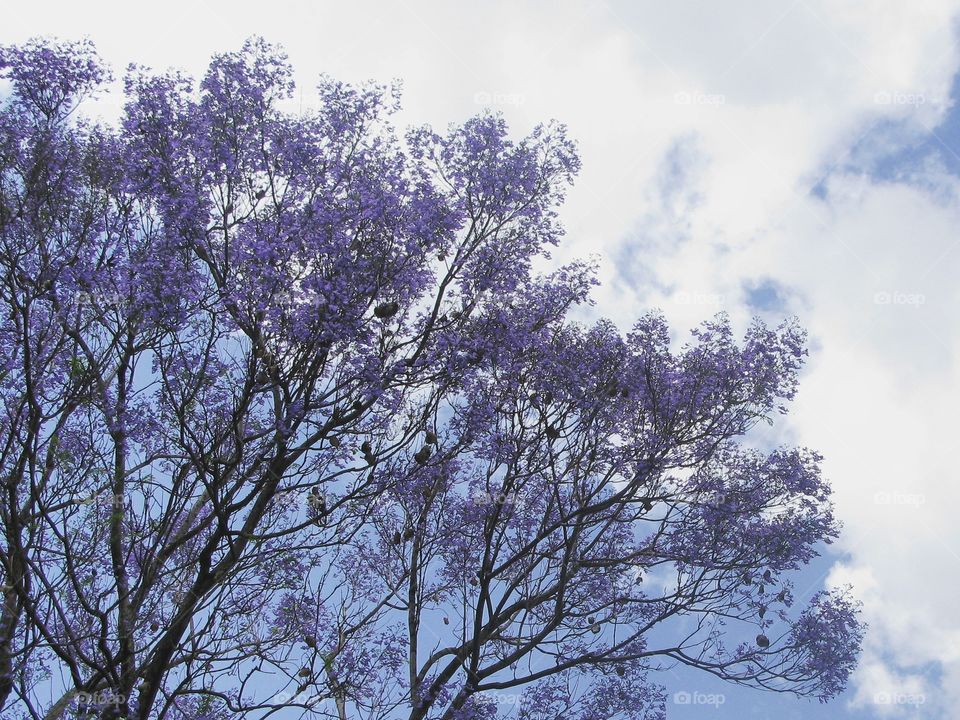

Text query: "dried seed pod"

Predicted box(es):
[425, 430, 438, 445]
[590, 623, 601, 634]
[545, 425, 560, 440]
[304, 634, 317, 648]
[414, 446, 432, 464]
[756, 634, 770, 649]
[307, 487, 325, 509]
[307, 487, 327, 525]
[374, 301, 399, 319]
[298, 667, 311, 678]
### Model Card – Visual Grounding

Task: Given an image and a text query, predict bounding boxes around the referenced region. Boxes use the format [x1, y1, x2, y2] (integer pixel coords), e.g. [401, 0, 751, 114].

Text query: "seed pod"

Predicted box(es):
[425, 430, 438, 445]
[588, 616, 595, 624]
[361, 440, 372, 454]
[443, 616, 450, 625]
[308, 487, 327, 525]
[763, 569, 773, 582]
[374, 301, 399, 319]
[328, 436, 341, 448]
[758, 605, 767, 619]
[298, 667, 311, 678]
[304, 634, 317, 648]
[590, 623, 601, 634]
[756, 634, 770, 649]
[414, 446, 432, 465]
[545, 425, 560, 440]
[308, 487, 325, 507]
[403, 527, 414, 541]
[393, 530, 402, 546]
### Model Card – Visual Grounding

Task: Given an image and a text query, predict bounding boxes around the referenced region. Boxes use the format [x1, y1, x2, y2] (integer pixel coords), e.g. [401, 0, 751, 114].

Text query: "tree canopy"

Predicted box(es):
[0, 37, 862, 720]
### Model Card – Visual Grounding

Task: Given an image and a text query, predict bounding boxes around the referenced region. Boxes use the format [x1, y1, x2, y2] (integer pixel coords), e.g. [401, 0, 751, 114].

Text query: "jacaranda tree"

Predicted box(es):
[0, 37, 863, 720]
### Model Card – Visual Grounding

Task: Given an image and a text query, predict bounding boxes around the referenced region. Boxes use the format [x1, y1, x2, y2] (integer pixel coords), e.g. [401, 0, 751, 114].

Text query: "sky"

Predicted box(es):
[4, 1, 960, 717]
